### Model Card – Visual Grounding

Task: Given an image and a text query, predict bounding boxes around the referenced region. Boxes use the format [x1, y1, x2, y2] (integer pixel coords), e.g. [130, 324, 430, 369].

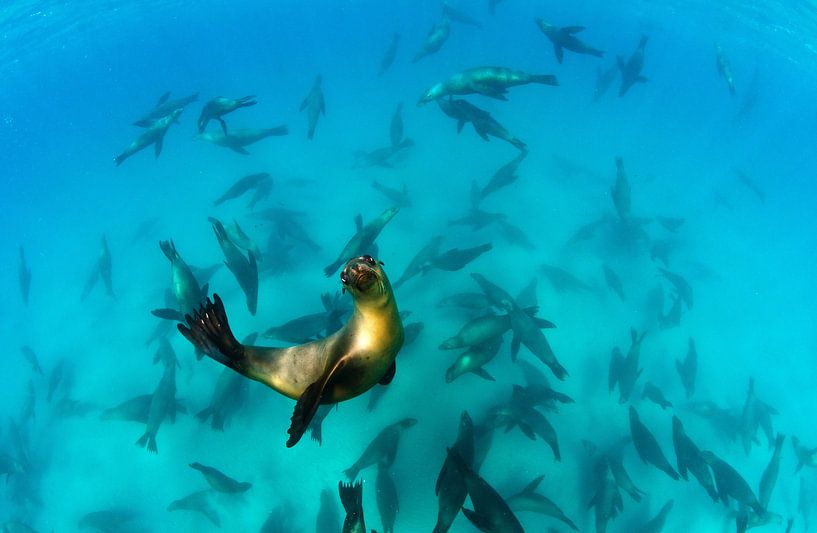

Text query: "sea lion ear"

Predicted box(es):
[379, 260, 385, 266]
[342, 288, 346, 295]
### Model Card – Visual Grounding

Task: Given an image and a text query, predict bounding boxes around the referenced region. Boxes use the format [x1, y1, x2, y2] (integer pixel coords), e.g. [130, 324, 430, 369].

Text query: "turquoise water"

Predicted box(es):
[2, 0, 817, 531]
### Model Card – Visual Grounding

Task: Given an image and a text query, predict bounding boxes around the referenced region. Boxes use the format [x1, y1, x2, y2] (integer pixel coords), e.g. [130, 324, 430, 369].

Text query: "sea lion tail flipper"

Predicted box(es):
[461, 508, 492, 531]
[287, 360, 346, 447]
[135, 433, 158, 454]
[177, 294, 245, 368]
[531, 74, 559, 86]
[338, 480, 363, 515]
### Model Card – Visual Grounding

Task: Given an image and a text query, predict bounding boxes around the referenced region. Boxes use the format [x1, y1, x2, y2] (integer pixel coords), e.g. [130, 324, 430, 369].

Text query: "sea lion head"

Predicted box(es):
[417, 83, 444, 105]
[340, 255, 390, 301]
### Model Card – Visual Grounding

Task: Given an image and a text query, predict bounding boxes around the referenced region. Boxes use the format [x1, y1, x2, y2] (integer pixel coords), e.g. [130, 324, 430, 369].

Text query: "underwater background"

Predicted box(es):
[2, 0, 817, 531]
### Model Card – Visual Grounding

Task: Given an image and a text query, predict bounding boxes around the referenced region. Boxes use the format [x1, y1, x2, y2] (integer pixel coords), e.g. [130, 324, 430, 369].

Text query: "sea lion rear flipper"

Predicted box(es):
[230, 146, 250, 155]
[156, 91, 171, 106]
[554, 44, 564, 64]
[461, 508, 491, 531]
[287, 360, 346, 447]
[472, 83, 508, 101]
[379, 362, 396, 385]
[471, 368, 495, 381]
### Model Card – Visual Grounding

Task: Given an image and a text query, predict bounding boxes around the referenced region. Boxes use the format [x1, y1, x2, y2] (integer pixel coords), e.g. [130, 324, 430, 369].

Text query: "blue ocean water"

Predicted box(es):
[2, 0, 817, 531]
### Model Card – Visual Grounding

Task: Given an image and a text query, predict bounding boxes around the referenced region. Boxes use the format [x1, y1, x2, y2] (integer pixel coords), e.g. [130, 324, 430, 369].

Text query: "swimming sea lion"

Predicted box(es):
[433, 411, 474, 533]
[134, 91, 198, 127]
[323, 207, 400, 277]
[629, 406, 679, 480]
[535, 19, 604, 63]
[376, 462, 399, 533]
[213, 172, 271, 206]
[197, 95, 256, 134]
[608, 328, 646, 403]
[759, 434, 785, 510]
[638, 500, 674, 533]
[390, 103, 404, 147]
[344, 418, 417, 479]
[506, 475, 578, 531]
[115, 108, 182, 166]
[198, 126, 289, 155]
[18, 246, 30, 306]
[211, 219, 258, 315]
[135, 357, 179, 454]
[418, 66, 558, 104]
[618, 36, 648, 97]
[300, 75, 326, 140]
[152, 240, 208, 323]
[715, 43, 736, 96]
[178, 255, 405, 447]
[437, 97, 526, 151]
[167, 490, 220, 527]
[189, 462, 251, 493]
[413, 17, 450, 63]
[671, 416, 718, 501]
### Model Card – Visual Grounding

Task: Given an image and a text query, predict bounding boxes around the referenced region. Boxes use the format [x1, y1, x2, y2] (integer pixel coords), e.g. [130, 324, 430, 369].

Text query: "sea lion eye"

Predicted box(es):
[363, 255, 375, 265]
[340, 272, 348, 284]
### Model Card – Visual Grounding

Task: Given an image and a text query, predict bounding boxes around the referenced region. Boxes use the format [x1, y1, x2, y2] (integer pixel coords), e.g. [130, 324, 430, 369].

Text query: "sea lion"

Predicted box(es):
[675, 337, 697, 399]
[152, 240, 208, 323]
[413, 17, 450, 63]
[593, 62, 619, 101]
[379, 33, 400, 77]
[445, 337, 502, 383]
[20, 346, 42, 376]
[389, 103, 404, 146]
[602, 264, 626, 301]
[701, 450, 764, 513]
[611, 157, 631, 220]
[642, 382, 672, 410]
[323, 207, 400, 277]
[135, 357, 178, 454]
[433, 412, 474, 533]
[353, 138, 414, 168]
[511, 383, 574, 412]
[437, 97, 526, 151]
[540, 263, 593, 292]
[671, 416, 718, 501]
[115, 107, 182, 166]
[317, 487, 341, 533]
[629, 406, 679, 480]
[300, 75, 326, 139]
[189, 462, 251, 493]
[588, 458, 624, 533]
[197, 95, 256, 134]
[759, 434, 785, 510]
[344, 418, 417, 479]
[424, 243, 492, 273]
[449, 207, 506, 230]
[372, 182, 411, 208]
[418, 66, 558, 104]
[609, 328, 646, 403]
[507, 475, 578, 531]
[535, 19, 604, 63]
[213, 172, 271, 206]
[477, 151, 527, 202]
[18, 246, 30, 306]
[179, 255, 405, 447]
[447, 448, 524, 533]
[659, 267, 693, 308]
[100, 393, 184, 424]
[80, 235, 114, 300]
[792, 436, 817, 472]
[638, 500, 674, 533]
[167, 490, 220, 527]
[618, 36, 648, 97]
[198, 126, 289, 155]
[376, 462, 399, 533]
[339, 480, 367, 533]
[491, 402, 561, 461]
[442, 2, 483, 29]
[211, 219, 258, 315]
[715, 43, 736, 96]
[197, 366, 248, 431]
[78, 509, 138, 532]
[134, 91, 198, 127]
[658, 293, 683, 329]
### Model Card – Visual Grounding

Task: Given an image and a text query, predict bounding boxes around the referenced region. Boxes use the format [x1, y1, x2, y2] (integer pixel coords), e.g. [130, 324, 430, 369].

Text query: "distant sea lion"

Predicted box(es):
[134, 91, 198, 127]
[213, 172, 271, 206]
[197, 95, 257, 134]
[418, 66, 558, 104]
[167, 490, 220, 527]
[535, 19, 604, 63]
[715, 43, 736, 96]
[618, 36, 648, 97]
[189, 462, 252, 493]
[198, 126, 289, 155]
[323, 207, 400, 277]
[18, 246, 31, 306]
[115, 108, 182, 166]
[179, 255, 404, 447]
[413, 17, 450, 63]
[300, 75, 326, 140]
[379, 33, 400, 77]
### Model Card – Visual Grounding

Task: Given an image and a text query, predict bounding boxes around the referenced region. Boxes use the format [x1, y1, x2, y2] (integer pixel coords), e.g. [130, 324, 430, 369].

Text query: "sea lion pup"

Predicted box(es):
[18, 246, 31, 306]
[300, 75, 326, 140]
[179, 255, 404, 447]
[323, 207, 400, 277]
[412, 16, 450, 63]
[715, 43, 736, 96]
[437, 97, 526, 150]
[198, 126, 289, 155]
[134, 91, 198, 127]
[339, 480, 367, 533]
[114, 107, 182, 166]
[535, 19, 604, 63]
[197, 95, 257, 134]
[418, 66, 558, 104]
[618, 35, 649, 97]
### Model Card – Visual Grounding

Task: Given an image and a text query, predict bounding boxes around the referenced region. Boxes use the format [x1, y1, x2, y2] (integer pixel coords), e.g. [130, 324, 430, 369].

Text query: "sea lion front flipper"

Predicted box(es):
[553, 44, 564, 64]
[154, 138, 164, 158]
[379, 361, 396, 385]
[471, 368, 495, 381]
[462, 508, 492, 531]
[230, 146, 250, 155]
[287, 360, 346, 447]
[177, 294, 245, 369]
[151, 308, 185, 321]
[218, 118, 228, 136]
